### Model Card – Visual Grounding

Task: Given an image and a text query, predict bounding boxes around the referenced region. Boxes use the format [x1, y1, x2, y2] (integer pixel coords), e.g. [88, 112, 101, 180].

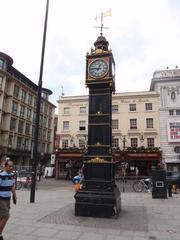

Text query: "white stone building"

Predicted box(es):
[57, 91, 160, 150]
[150, 68, 180, 171]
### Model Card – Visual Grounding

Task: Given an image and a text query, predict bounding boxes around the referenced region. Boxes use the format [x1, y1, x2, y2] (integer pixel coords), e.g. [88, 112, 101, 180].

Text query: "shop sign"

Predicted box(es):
[167, 120, 180, 142]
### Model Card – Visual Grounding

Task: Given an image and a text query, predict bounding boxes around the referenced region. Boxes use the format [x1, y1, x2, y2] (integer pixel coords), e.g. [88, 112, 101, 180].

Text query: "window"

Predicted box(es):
[13, 85, 20, 98]
[79, 139, 85, 148]
[10, 117, 16, 131]
[129, 104, 136, 111]
[145, 103, 152, 111]
[112, 119, 119, 129]
[20, 105, 25, 118]
[38, 143, 42, 152]
[41, 143, 46, 152]
[27, 108, 32, 120]
[27, 94, 33, 105]
[0, 59, 4, 69]
[21, 89, 27, 102]
[47, 131, 51, 141]
[12, 101, 18, 114]
[43, 129, 46, 139]
[43, 117, 47, 127]
[49, 107, 52, 116]
[130, 119, 137, 129]
[32, 127, 35, 138]
[25, 123, 30, 135]
[44, 104, 48, 114]
[16, 137, 22, 149]
[62, 139, 68, 148]
[112, 138, 119, 148]
[24, 139, 29, 150]
[79, 120, 86, 131]
[80, 106, 86, 114]
[33, 112, 36, 123]
[64, 107, 70, 114]
[8, 134, 13, 146]
[48, 118, 51, 128]
[131, 138, 138, 147]
[34, 97, 37, 108]
[176, 110, 180, 115]
[147, 138, 155, 147]
[146, 118, 153, 128]
[169, 110, 174, 116]
[47, 144, 50, 153]
[0, 76, 3, 89]
[42, 92, 48, 100]
[63, 121, 69, 131]
[112, 105, 118, 112]
[39, 115, 43, 126]
[18, 120, 24, 134]
[174, 146, 180, 153]
[38, 129, 42, 139]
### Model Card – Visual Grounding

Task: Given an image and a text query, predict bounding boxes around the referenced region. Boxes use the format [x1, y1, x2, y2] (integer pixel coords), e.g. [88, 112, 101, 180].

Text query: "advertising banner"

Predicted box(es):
[167, 120, 180, 142]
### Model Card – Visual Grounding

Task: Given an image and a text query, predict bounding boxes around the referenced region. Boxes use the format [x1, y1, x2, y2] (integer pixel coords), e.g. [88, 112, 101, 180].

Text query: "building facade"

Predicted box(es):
[56, 91, 161, 177]
[150, 68, 180, 172]
[0, 52, 55, 167]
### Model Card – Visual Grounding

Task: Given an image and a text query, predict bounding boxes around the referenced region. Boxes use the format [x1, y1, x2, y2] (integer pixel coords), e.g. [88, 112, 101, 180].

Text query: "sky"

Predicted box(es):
[1, 0, 180, 110]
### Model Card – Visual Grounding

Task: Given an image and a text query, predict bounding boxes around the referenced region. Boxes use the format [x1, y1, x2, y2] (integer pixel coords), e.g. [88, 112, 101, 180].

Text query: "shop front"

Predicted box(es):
[55, 147, 162, 179]
[114, 148, 162, 177]
[55, 148, 84, 179]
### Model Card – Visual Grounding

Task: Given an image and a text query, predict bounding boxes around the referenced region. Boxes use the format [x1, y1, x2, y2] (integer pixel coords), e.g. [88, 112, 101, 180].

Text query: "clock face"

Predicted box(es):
[89, 59, 108, 78]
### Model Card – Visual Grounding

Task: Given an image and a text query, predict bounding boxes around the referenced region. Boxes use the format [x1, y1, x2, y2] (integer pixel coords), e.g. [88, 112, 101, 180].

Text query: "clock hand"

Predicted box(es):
[91, 67, 99, 70]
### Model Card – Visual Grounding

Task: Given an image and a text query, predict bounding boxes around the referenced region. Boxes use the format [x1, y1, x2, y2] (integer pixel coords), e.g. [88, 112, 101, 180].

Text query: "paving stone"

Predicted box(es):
[2, 179, 180, 240]
[78, 232, 106, 240]
[38, 204, 148, 232]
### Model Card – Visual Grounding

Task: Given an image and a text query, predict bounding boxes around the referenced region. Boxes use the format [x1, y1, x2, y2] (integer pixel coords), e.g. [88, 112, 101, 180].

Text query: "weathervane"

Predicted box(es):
[94, 9, 111, 35]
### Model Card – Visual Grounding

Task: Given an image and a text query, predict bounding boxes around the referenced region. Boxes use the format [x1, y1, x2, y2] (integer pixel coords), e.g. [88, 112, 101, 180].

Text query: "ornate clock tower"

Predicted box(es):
[74, 33, 121, 217]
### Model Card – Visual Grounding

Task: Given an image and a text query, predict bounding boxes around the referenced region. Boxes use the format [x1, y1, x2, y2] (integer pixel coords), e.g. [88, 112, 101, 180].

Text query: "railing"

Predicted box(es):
[115, 176, 151, 193]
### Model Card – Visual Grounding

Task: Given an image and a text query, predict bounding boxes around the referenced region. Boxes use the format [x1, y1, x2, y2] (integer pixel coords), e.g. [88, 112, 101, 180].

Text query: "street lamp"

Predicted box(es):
[30, 0, 50, 203]
[122, 135, 126, 150]
[140, 133, 144, 146]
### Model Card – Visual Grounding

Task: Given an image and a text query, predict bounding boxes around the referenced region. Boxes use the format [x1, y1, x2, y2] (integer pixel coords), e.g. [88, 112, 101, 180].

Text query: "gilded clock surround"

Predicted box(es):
[88, 58, 109, 78]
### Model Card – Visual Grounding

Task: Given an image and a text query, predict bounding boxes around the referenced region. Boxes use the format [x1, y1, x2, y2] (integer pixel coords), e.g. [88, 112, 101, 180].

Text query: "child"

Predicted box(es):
[72, 173, 84, 192]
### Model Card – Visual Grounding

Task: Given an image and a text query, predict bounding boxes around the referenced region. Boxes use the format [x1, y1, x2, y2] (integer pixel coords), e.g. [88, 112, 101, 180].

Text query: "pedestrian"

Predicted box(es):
[0, 160, 17, 240]
[135, 167, 139, 178]
[65, 161, 72, 180]
[45, 169, 48, 179]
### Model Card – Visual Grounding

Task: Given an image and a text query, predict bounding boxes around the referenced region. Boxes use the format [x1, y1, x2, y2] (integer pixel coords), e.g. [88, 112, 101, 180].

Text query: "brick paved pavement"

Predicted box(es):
[3, 179, 180, 240]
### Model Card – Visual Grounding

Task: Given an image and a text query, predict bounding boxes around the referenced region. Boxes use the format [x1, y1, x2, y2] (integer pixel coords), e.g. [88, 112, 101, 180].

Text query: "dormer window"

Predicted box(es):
[0, 59, 4, 69]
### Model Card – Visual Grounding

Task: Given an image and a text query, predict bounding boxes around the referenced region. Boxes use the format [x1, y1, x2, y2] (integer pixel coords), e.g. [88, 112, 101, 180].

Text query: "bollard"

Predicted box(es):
[122, 177, 125, 192]
[168, 184, 172, 197]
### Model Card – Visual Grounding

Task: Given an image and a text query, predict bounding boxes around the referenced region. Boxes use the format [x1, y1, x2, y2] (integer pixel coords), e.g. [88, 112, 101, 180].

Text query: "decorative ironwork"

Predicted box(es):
[87, 157, 110, 163]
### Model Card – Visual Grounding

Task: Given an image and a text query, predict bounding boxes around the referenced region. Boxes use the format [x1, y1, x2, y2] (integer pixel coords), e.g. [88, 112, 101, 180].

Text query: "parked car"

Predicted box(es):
[166, 171, 180, 187]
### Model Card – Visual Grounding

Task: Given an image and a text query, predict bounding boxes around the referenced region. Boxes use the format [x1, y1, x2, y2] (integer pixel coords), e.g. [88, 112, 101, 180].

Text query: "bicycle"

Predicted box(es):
[133, 178, 152, 192]
[16, 176, 35, 190]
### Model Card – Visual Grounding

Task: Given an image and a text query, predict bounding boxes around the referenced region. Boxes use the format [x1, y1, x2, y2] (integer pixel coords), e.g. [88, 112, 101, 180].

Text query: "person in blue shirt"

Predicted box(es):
[0, 160, 17, 240]
[72, 168, 84, 192]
